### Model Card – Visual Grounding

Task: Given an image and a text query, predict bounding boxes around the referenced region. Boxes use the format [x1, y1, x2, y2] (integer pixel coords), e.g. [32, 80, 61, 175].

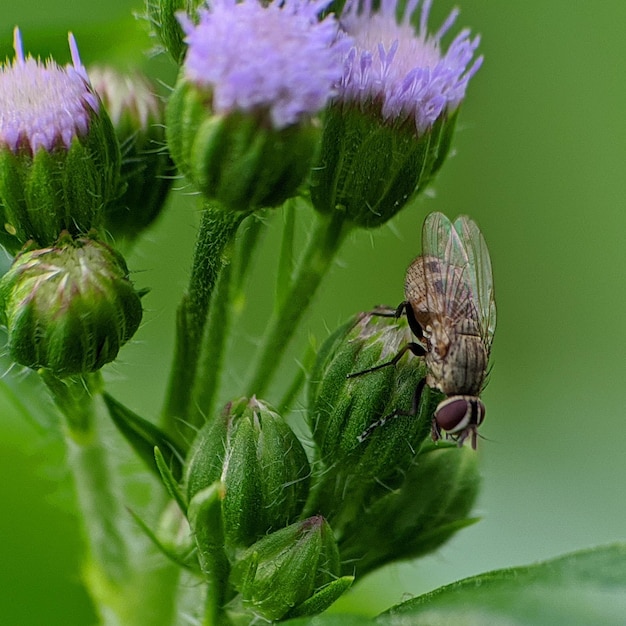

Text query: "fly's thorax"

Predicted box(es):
[426, 327, 487, 396]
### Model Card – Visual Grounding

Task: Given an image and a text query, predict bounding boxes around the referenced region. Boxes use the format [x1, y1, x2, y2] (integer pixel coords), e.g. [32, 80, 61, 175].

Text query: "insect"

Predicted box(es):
[402, 211, 496, 448]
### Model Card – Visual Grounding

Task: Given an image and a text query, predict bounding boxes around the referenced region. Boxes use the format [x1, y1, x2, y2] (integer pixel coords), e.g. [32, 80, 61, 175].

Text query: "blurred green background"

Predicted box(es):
[2, 0, 626, 623]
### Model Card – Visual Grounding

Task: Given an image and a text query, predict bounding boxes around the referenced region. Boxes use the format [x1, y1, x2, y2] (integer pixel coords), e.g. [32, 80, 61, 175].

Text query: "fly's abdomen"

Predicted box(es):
[438, 332, 487, 396]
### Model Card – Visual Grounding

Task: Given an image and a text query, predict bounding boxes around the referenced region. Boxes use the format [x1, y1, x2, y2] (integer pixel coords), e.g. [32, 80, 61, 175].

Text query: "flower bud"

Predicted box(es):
[144, 0, 203, 62]
[89, 66, 174, 242]
[184, 397, 310, 547]
[310, 0, 482, 228]
[308, 310, 433, 481]
[166, 0, 347, 212]
[338, 445, 480, 577]
[167, 82, 320, 212]
[0, 233, 143, 376]
[0, 30, 121, 252]
[230, 516, 342, 621]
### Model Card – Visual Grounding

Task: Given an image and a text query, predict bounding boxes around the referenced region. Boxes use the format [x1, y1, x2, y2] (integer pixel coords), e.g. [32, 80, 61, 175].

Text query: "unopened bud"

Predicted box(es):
[89, 66, 174, 242]
[184, 397, 310, 547]
[339, 445, 480, 577]
[308, 310, 433, 480]
[0, 233, 142, 376]
[230, 516, 342, 621]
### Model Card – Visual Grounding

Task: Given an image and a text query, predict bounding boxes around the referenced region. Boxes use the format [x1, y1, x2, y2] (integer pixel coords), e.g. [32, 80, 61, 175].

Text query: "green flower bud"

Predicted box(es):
[89, 66, 174, 242]
[0, 233, 143, 376]
[338, 445, 480, 578]
[144, 0, 203, 63]
[0, 31, 121, 252]
[166, 80, 319, 213]
[184, 397, 311, 547]
[308, 310, 434, 481]
[230, 516, 342, 621]
[310, 104, 457, 229]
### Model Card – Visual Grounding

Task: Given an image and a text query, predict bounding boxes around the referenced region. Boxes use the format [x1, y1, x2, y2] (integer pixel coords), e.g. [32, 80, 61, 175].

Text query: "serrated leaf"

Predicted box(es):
[103, 392, 184, 481]
[381, 544, 626, 626]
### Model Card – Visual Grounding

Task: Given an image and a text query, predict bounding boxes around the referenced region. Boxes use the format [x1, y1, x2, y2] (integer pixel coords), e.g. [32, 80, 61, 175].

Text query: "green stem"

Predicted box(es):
[276, 199, 296, 310]
[192, 259, 233, 423]
[245, 212, 351, 398]
[163, 204, 244, 444]
[233, 211, 267, 302]
[41, 372, 130, 607]
[278, 338, 317, 416]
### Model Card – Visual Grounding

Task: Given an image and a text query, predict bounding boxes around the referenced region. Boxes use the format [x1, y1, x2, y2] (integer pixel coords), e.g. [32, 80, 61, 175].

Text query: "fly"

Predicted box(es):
[402, 211, 496, 448]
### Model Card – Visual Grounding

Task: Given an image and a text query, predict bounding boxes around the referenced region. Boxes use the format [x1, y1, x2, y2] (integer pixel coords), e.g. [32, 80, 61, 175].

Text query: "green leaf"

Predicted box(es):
[154, 447, 188, 515]
[126, 507, 199, 573]
[103, 392, 184, 481]
[381, 544, 626, 626]
[284, 615, 374, 626]
[276, 199, 296, 311]
[288, 576, 354, 618]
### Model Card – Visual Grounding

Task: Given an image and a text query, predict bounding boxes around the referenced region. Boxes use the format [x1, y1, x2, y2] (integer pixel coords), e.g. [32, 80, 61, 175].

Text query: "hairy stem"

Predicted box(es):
[162, 204, 244, 445]
[245, 212, 351, 398]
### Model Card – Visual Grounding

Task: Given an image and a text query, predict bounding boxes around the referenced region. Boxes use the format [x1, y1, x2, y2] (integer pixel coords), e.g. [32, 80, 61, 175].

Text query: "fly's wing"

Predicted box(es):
[454, 215, 497, 352]
[420, 212, 476, 326]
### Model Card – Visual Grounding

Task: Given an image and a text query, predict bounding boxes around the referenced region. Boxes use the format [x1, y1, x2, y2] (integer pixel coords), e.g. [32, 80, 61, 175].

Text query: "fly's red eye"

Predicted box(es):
[435, 397, 470, 432]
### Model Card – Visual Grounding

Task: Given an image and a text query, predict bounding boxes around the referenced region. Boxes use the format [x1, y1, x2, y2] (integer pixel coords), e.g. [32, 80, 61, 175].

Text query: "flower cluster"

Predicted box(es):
[1, 1, 487, 623]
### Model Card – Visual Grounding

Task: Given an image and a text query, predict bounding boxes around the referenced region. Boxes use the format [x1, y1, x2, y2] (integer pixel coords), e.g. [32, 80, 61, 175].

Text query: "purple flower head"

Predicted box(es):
[0, 28, 99, 155]
[179, 0, 349, 129]
[339, 0, 482, 133]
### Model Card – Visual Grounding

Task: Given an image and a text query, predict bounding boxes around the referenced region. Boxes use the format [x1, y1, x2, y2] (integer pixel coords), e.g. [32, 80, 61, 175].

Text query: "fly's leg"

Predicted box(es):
[357, 378, 427, 443]
[346, 342, 426, 379]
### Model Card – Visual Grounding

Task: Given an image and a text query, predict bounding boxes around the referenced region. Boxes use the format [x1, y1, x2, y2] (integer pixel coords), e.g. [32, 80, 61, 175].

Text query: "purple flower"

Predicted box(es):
[339, 0, 482, 133]
[179, 0, 348, 129]
[0, 28, 99, 155]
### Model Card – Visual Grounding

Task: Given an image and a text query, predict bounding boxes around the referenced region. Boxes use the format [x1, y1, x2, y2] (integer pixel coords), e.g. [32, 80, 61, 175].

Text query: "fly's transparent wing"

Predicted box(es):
[420, 212, 475, 325]
[454, 215, 497, 350]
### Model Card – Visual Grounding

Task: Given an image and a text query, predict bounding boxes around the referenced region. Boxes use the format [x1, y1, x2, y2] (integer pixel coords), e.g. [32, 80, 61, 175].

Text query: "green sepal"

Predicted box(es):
[155, 447, 188, 515]
[308, 311, 432, 480]
[144, 0, 203, 63]
[230, 516, 341, 622]
[287, 576, 354, 619]
[127, 506, 199, 572]
[0, 233, 142, 376]
[184, 397, 311, 548]
[0, 107, 120, 250]
[310, 104, 457, 229]
[103, 392, 184, 480]
[338, 444, 481, 578]
[166, 79, 320, 212]
[187, 483, 230, 584]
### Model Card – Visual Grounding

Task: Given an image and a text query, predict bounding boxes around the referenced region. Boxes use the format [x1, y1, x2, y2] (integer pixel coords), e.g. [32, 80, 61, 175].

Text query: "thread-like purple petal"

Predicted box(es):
[339, 0, 482, 133]
[180, 0, 350, 129]
[0, 28, 99, 155]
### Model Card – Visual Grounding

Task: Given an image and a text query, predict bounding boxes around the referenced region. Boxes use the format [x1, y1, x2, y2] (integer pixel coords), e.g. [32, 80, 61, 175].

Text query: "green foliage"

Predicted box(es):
[284, 545, 626, 626]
